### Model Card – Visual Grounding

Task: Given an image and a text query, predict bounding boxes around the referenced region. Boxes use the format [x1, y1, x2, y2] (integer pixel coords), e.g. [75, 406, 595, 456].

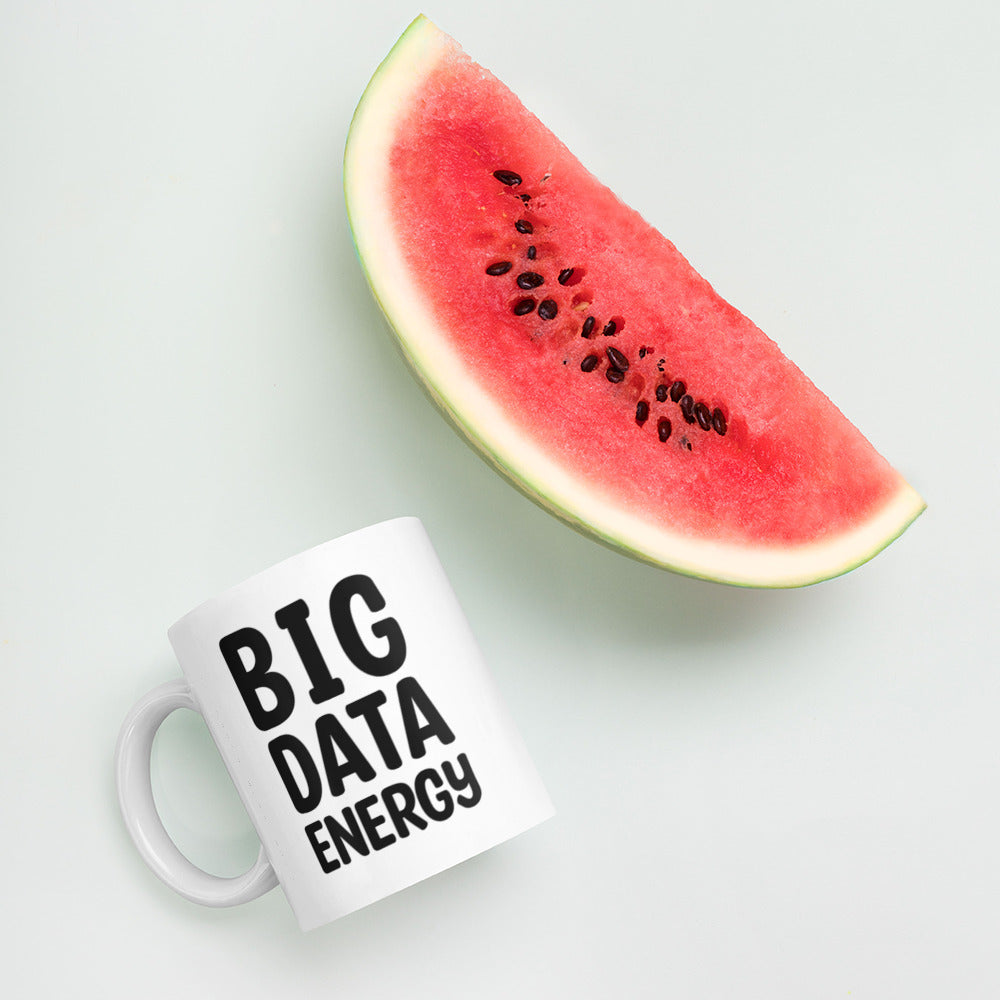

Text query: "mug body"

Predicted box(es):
[165, 517, 553, 929]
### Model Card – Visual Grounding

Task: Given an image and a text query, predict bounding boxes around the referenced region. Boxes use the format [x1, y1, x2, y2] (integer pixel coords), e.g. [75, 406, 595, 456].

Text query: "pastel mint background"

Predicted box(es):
[1, 1, 996, 996]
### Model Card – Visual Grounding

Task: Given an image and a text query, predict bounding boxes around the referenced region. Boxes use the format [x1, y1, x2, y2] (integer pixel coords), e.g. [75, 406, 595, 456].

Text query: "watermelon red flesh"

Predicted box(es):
[345, 17, 924, 586]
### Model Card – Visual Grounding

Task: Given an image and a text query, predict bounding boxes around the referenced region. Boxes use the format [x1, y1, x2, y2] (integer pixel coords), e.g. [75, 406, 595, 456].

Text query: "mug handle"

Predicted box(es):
[115, 679, 279, 907]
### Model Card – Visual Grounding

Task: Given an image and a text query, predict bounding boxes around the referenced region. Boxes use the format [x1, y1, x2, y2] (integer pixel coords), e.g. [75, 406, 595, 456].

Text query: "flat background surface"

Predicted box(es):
[2, 1, 997, 996]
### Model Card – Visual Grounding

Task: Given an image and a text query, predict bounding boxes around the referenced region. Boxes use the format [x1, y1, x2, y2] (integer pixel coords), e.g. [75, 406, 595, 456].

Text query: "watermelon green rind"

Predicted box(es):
[344, 16, 925, 588]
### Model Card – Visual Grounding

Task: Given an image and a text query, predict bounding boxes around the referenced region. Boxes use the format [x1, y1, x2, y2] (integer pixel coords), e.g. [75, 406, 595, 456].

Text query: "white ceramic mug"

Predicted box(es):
[116, 518, 553, 931]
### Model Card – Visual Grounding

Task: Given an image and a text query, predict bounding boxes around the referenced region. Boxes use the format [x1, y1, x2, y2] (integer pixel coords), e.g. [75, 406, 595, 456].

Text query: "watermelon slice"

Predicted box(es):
[344, 16, 924, 588]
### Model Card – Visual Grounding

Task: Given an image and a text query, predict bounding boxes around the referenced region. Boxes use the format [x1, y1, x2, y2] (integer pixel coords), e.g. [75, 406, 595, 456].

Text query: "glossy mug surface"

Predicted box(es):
[116, 518, 553, 930]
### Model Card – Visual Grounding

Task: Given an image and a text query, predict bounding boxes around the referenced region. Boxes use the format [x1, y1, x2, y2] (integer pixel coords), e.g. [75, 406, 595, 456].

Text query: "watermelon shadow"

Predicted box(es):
[446, 483, 837, 656]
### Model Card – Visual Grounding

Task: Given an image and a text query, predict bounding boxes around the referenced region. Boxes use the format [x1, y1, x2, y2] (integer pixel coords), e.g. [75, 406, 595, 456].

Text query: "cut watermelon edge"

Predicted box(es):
[344, 15, 926, 588]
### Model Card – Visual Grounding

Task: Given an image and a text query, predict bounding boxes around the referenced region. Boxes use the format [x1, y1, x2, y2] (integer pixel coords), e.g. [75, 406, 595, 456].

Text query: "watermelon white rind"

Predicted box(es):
[344, 16, 925, 588]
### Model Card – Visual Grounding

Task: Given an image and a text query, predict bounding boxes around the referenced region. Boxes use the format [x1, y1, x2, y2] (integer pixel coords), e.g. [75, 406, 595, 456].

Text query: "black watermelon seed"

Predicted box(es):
[681, 437, 693, 451]
[669, 380, 686, 402]
[606, 346, 629, 371]
[519, 193, 531, 203]
[558, 268, 575, 285]
[513, 297, 536, 316]
[581, 316, 596, 338]
[655, 384, 668, 403]
[606, 367, 625, 384]
[680, 394, 696, 423]
[636, 401, 649, 426]
[657, 417, 672, 442]
[638, 347, 647, 359]
[581, 354, 599, 372]
[694, 402, 712, 430]
[602, 320, 617, 337]
[486, 261, 513, 276]
[712, 409, 727, 435]
[538, 299, 558, 320]
[515, 219, 533, 234]
[516, 271, 544, 289]
[526, 245, 536, 260]
[493, 169, 522, 186]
